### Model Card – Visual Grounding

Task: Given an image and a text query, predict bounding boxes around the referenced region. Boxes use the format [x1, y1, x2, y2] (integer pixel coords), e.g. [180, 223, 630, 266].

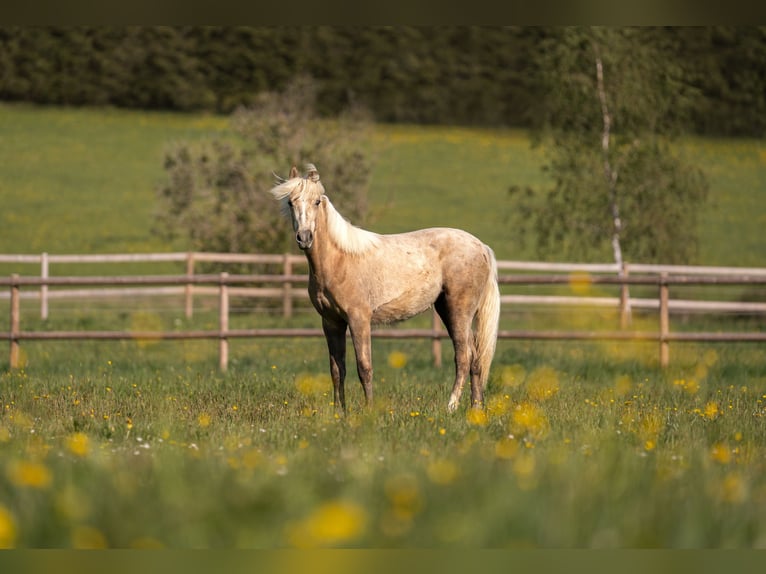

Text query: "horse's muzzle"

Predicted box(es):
[296, 230, 314, 250]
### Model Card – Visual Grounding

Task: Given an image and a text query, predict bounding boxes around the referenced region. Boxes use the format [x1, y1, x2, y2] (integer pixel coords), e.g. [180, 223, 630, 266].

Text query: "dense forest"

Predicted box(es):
[1, 26, 764, 136]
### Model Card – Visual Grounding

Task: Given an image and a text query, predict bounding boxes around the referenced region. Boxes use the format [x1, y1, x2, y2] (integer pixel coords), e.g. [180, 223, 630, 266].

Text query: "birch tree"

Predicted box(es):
[510, 27, 708, 271]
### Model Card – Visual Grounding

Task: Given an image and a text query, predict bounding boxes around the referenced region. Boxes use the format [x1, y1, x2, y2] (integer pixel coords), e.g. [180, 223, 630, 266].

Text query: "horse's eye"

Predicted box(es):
[315, 199, 321, 206]
[287, 200, 293, 207]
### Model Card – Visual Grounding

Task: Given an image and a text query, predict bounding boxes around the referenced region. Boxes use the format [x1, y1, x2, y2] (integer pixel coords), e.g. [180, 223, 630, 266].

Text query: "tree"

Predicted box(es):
[153, 76, 373, 267]
[510, 27, 709, 267]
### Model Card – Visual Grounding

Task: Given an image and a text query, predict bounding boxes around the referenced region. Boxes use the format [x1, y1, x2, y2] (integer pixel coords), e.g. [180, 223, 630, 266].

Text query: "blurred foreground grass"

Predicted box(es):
[1, 322, 765, 548]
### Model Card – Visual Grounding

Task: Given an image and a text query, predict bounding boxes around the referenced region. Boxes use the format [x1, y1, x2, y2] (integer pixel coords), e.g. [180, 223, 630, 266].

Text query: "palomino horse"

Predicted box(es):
[270, 164, 500, 412]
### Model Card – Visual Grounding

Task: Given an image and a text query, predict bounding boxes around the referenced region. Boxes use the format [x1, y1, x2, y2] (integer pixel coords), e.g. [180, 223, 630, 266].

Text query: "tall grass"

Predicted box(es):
[1, 332, 765, 548]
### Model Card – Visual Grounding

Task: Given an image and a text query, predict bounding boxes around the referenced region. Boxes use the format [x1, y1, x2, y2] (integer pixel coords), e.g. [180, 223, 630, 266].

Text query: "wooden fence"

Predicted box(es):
[2, 252, 766, 371]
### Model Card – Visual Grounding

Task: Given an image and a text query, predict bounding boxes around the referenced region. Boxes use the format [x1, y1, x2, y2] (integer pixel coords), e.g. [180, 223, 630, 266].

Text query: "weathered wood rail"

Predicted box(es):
[2, 254, 765, 371]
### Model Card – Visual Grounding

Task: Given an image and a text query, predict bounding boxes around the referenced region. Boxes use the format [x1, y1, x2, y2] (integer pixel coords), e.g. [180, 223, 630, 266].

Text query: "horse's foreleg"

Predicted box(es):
[348, 316, 373, 407]
[323, 318, 347, 412]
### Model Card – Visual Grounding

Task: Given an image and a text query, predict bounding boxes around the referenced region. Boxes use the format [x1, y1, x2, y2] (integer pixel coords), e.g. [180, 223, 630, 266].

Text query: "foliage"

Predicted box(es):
[510, 27, 710, 264]
[153, 76, 373, 260]
[1, 27, 765, 136]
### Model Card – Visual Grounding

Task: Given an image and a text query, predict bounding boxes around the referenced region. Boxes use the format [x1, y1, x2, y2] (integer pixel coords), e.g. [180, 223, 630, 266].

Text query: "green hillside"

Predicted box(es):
[1, 103, 764, 266]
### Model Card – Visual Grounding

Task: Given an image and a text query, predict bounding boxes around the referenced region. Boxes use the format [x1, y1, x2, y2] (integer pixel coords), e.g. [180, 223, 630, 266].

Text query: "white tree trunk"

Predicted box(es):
[595, 47, 632, 327]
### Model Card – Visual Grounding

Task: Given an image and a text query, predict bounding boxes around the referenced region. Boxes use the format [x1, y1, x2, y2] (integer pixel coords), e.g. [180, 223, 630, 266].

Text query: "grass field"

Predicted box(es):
[1, 103, 766, 548]
[1, 103, 765, 265]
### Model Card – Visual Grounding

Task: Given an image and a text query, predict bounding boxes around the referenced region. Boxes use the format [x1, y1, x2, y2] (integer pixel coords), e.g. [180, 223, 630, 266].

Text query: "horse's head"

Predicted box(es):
[271, 164, 325, 251]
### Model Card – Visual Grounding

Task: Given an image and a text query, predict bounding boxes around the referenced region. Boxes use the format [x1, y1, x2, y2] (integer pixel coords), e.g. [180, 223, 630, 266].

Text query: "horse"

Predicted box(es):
[269, 164, 500, 412]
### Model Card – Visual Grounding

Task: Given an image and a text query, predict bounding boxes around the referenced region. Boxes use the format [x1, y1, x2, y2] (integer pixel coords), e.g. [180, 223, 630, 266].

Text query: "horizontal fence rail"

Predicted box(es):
[3, 252, 766, 371]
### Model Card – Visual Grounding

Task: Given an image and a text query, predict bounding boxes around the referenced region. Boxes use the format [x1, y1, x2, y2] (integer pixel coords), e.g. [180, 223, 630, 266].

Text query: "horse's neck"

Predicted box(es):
[304, 209, 342, 281]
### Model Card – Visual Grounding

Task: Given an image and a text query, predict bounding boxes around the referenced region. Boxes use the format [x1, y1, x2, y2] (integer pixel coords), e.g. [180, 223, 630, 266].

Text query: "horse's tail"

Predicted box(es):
[474, 244, 501, 391]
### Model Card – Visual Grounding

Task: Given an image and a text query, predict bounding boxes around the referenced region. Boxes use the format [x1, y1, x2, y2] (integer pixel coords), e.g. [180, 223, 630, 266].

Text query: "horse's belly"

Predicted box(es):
[371, 285, 440, 325]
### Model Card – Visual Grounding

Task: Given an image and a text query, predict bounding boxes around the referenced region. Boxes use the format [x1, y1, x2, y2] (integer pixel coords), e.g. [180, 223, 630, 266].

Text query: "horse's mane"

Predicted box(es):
[269, 165, 380, 255]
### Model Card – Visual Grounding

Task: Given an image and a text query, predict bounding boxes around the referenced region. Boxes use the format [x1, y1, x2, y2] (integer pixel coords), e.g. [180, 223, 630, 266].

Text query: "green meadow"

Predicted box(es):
[2, 103, 765, 265]
[1, 103, 766, 548]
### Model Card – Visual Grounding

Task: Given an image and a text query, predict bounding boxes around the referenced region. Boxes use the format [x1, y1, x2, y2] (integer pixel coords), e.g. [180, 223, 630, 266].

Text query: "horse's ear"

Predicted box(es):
[289, 166, 299, 179]
[306, 164, 320, 183]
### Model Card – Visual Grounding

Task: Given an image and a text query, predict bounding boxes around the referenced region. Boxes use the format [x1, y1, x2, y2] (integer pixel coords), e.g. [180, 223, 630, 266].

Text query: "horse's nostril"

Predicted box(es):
[296, 230, 313, 248]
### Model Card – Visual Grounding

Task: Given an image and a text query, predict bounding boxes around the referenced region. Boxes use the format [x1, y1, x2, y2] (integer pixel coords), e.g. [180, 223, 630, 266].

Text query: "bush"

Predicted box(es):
[154, 76, 373, 266]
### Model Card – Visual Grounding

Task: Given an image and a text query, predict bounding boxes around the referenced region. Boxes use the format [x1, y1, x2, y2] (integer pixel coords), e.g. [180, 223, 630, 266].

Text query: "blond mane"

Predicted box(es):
[269, 165, 380, 255]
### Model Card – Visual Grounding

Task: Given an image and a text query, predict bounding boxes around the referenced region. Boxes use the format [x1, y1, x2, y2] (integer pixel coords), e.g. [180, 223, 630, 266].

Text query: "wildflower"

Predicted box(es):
[0, 506, 17, 549]
[704, 401, 721, 420]
[511, 402, 549, 440]
[486, 395, 510, 418]
[7, 460, 52, 489]
[672, 378, 699, 395]
[66, 432, 90, 458]
[466, 408, 488, 427]
[197, 413, 211, 428]
[710, 443, 731, 465]
[286, 500, 367, 548]
[387, 351, 408, 369]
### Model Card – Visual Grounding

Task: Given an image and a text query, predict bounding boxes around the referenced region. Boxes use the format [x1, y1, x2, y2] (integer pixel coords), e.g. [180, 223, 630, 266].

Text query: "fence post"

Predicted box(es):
[283, 253, 293, 319]
[659, 273, 670, 368]
[432, 307, 442, 368]
[185, 252, 195, 319]
[9, 274, 20, 369]
[41, 252, 49, 320]
[219, 272, 229, 372]
[619, 262, 631, 329]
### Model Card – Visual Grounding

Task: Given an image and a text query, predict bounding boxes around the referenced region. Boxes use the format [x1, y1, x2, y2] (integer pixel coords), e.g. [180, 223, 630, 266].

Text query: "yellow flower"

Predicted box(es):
[197, 413, 211, 428]
[704, 401, 721, 420]
[486, 394, 510, 418]
[0, 506, 17, 549]
[66, 432, 90, 457]
[710, 443, 731, 465]
[7, 460, 52, 489]
[286, 500, 367, 548]
[387, 351, 408, 369]
[511, 402, 549, 440]
[466, 408, 488, 427]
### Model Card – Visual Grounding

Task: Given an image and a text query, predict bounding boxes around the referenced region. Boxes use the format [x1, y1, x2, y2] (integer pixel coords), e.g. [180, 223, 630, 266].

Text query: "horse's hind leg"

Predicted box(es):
[323, 317, 348, 411]
[435, 295, 475, 412]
